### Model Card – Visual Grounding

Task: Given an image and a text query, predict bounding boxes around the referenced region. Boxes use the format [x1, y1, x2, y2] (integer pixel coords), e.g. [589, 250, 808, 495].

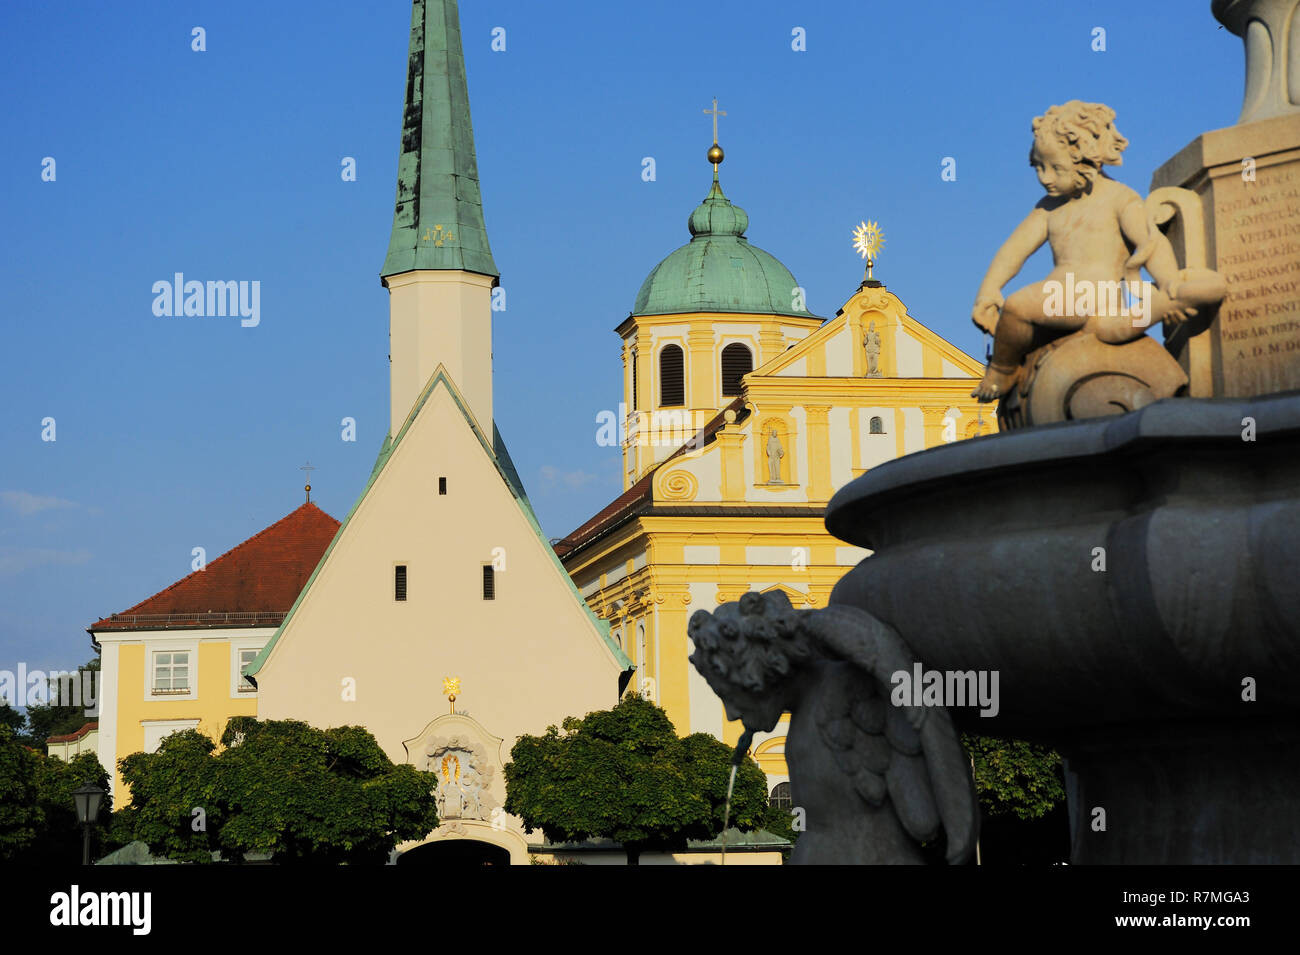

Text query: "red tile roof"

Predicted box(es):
[46, 721, 98, 744]
[90, 503, 340, 632]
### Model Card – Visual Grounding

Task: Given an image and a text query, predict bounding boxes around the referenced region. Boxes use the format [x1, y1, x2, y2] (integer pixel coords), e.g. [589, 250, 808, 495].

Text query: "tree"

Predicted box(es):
[504, 696, 772, 864]
[113, 729, 220, 862]
[30, 749, 114, 863]
[0, 725, 115, 863]
[962, 734, 1065, 820]
[0, 725, 41, 860]
[114, 718, 440, 864]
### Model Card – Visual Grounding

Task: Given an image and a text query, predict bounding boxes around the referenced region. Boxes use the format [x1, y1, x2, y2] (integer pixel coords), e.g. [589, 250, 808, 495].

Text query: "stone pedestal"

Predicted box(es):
[1151, 113, 1300, 396]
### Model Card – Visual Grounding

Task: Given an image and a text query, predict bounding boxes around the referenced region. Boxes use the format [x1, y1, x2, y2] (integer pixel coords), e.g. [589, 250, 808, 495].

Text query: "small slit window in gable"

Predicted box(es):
[482, 565, 496, 600]
[395, 564, 407, 601]
[438, 477, 447, 495]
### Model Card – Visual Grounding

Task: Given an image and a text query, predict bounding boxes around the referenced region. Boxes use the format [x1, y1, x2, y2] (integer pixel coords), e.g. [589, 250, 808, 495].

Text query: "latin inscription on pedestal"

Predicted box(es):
[1213, 161, 1300, 395]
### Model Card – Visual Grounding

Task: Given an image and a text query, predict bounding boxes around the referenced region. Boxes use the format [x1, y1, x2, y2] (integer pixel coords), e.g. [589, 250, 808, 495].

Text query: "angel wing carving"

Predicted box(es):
[689, 591, 978, 864]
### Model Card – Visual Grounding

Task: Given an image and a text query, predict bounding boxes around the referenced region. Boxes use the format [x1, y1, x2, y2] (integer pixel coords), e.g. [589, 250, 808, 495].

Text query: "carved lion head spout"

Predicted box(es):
[690, 591, 979, 864]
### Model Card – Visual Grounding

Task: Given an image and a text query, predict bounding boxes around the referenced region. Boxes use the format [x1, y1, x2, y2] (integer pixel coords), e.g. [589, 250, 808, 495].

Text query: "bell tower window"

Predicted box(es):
[659, 345, 685, 407]
[721, 343, 753, 398]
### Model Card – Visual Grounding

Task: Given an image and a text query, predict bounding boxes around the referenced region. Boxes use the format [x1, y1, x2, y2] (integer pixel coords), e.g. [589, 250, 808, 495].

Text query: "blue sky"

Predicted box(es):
[0, 1, 1241, 670]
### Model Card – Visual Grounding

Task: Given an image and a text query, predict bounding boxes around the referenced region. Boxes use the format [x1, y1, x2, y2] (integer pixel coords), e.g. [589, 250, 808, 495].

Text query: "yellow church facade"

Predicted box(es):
[558, 167, 994, 795]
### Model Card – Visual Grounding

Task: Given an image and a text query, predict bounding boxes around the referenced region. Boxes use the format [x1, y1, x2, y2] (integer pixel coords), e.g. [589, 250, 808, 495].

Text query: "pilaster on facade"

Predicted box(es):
[920, 405, 952, 449]
[804, 405, 833, 502]
[758, 322, 785, 366]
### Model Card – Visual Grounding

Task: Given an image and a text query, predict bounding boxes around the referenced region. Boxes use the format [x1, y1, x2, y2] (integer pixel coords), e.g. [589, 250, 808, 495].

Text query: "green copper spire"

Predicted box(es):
[381, 0, 498, 281]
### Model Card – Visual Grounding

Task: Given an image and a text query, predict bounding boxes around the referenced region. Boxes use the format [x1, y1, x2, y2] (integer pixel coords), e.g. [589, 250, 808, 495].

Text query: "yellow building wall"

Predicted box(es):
[111, 640, 257, 795]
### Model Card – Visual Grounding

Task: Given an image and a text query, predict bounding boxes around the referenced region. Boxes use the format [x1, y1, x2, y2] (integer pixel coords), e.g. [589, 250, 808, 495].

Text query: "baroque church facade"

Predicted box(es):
[86, 0, 991, 862]
[556, 153, 994, 799]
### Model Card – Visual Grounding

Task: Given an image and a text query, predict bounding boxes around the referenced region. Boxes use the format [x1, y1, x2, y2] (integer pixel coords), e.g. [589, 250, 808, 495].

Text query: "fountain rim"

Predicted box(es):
[825, 391, 1300, 547]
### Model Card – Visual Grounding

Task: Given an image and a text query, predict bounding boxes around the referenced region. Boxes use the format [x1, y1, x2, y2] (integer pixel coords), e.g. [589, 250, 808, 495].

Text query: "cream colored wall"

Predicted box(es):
[47, 729, 98, 761]
[386, 271, 495, 436]
[256, 382, 625, 768]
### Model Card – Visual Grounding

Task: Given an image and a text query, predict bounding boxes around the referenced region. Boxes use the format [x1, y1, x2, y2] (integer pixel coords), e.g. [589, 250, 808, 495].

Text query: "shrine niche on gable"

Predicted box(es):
[402, 713, 507, 824]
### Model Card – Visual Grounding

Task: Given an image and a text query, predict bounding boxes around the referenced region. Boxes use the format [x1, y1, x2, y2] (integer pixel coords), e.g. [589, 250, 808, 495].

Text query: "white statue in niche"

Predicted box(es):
[766, 428, 785, 484]
[863, 321, 883, 377]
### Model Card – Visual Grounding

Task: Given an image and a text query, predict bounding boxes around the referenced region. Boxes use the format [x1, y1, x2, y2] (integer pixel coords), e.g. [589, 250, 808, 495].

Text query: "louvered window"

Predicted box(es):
[659, 345, 684, 406]
[395, 565, 407, 601]
[482, 565, 496, 600]
[631, 352, 639, 410]
[721, 343, 753, 397]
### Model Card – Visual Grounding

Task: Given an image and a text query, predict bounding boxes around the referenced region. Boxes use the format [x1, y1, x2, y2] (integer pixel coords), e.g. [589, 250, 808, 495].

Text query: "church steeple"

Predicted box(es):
[381, 0, 498, 281]
[381, 0, 497, 437]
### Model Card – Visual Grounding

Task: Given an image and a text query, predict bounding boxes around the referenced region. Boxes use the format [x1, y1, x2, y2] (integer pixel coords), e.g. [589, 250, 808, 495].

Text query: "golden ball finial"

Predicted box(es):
[707, 143, 724, 166]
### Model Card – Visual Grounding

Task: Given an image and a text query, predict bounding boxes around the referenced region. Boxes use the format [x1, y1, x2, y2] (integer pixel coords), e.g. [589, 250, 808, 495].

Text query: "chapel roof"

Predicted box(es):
[89, 503, 340, 632]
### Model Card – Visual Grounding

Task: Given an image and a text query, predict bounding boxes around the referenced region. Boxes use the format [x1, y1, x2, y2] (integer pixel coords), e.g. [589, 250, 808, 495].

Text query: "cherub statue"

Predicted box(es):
[688, 591, 977, 864]
[971, 101, 1226, 402]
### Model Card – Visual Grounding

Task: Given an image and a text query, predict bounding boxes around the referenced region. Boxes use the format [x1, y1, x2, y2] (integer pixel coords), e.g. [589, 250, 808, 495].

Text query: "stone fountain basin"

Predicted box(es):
[826, 393, 1300, 740]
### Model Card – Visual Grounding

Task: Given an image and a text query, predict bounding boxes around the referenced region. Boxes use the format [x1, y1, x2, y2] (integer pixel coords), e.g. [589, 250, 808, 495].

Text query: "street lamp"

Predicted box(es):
[72, 781, 105, 865]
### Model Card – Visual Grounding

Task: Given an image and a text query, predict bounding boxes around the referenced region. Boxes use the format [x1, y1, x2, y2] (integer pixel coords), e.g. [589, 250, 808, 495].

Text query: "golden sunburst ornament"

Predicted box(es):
[443, 676, 461, 713]
[853, 220, 884, 261]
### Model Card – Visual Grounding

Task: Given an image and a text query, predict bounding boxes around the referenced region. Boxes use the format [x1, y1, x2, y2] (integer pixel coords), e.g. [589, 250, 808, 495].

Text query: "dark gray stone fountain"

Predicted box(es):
[825, 393, 1300, 863]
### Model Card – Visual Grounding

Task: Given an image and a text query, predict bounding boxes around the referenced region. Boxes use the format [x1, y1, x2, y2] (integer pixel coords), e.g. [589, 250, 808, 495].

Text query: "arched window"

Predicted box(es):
[659, 345, 684, 406]
[770, 782, 792, 810]
[721, 343, 753, 398]
[869, 415, 884, 434]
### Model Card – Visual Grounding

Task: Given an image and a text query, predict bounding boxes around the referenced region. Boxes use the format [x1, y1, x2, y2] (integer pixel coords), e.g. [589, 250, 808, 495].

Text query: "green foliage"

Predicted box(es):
[0, 704, 26, 734]
[504, 696, 771, 863]
[962, 734, 1065, 820]
[0, 724, 115, 863]
[0, 725, 42, 860]
[114, 730, 219, 863]
[115, 719, 439, 864]
[31, 749, 114, 862]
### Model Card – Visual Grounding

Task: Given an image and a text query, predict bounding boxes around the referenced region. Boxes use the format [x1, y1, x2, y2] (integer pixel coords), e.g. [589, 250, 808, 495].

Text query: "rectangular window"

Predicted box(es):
[395, 564, 407, 601]
[152, 651, 190, 695]
[482, 565, 495, 600]
[438, 477, 447, 495]
[237, 648, 258, 692]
